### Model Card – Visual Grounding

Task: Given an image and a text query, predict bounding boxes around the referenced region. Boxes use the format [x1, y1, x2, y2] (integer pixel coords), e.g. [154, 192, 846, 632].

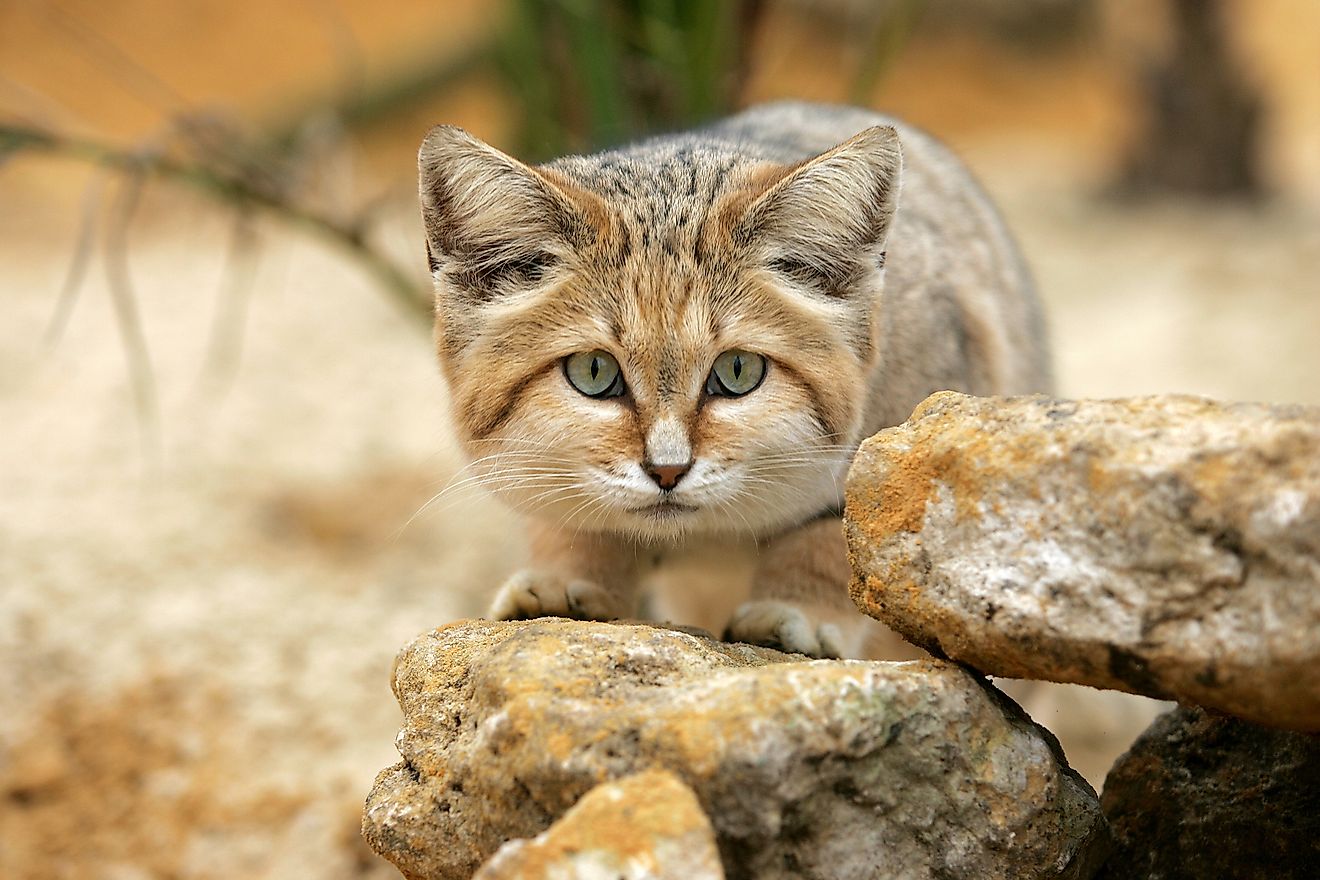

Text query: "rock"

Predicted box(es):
[846, 392, 1320, 730]
[1098, 706, 1320, 879]
[362, 618, 1108, 880]
[471, 770, 724, 880]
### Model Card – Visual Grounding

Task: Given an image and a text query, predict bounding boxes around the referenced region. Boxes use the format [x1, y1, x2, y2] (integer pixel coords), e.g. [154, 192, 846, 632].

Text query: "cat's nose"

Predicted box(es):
[645, 461, 692, 491]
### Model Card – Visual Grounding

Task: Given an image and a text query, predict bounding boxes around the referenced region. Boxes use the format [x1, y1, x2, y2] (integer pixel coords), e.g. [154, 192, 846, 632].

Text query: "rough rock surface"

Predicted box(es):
[1098, 706, 1320, 879]
[472, 770, 724, 880]
[846, 392, 1320, 730]
[362, 618, 1108, 880]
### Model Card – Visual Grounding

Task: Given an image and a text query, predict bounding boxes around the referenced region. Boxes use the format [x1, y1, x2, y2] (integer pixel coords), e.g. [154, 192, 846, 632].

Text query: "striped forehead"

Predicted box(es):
[549, 141, 744, 204]
[552, 143, 749, 253]
[604, 263, 717, 399]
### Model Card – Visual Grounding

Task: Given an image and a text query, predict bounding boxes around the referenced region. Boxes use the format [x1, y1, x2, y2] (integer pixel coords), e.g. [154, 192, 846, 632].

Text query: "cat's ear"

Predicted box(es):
[418, 126, 604, 296]
[737, 126, 902, 294]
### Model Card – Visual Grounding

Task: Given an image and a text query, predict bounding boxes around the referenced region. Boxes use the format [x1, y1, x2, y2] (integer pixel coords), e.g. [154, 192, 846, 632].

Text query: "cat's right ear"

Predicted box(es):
[735, 126, 902, 297]
[418, 126, 604, 297]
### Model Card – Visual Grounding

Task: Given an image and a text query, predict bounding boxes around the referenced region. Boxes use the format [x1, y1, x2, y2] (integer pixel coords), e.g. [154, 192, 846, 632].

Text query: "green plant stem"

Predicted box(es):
[557, 0, 632, 147]
[851, 0, 927, 105]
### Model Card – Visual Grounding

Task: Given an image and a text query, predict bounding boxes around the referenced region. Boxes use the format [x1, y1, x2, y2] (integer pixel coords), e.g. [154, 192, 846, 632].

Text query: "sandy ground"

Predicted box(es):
[2, 142, 1318, 877]
[0, 186, 521, 877]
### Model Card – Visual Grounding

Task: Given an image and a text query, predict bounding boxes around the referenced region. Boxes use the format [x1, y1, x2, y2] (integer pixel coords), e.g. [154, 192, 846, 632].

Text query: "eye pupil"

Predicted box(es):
[565, 350, 624, 399]
[707, 350, 765, 397]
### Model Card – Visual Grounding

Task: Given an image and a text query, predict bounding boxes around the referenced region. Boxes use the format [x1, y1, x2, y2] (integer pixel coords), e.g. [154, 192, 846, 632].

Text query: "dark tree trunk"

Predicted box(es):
[1120, 0, 1263, 198]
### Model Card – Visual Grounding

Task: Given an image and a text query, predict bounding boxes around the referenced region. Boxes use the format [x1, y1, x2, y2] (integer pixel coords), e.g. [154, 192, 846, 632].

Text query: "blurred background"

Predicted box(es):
[2, 0, 1317, 877]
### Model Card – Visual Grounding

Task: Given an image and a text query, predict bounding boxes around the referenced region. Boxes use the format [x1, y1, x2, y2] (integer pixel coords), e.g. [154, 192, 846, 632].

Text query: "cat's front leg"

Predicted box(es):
[488, 520, 640, 622]
[727, 515, 872, 659]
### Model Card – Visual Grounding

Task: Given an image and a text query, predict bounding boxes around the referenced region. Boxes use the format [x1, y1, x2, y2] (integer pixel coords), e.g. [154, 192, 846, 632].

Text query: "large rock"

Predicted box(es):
[846, 392, 1320, 730]
[1098, 706, 1320, 879]
[472, 770, 724, 880]
[362, 619, 1108, 880]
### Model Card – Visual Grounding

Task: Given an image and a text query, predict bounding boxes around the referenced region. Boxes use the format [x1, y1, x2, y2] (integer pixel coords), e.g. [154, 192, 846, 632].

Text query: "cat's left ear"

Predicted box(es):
[736, 126, 902, 293]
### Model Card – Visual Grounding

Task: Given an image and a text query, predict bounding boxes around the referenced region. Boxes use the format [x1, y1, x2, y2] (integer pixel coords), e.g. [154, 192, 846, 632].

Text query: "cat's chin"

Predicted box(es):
[515, 478, 843, 542]
[626, 500, 700, 516]
[612, 501, 707, 540]
[567, 497, 814, 543]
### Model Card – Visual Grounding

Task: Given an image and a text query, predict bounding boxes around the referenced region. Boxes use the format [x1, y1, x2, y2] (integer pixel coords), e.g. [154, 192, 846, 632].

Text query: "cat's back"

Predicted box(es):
[699, 100, 906, 162]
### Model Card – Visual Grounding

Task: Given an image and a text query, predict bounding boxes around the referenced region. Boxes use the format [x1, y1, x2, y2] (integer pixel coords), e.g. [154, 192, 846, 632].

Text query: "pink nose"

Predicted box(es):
[646, 462, 691, 490]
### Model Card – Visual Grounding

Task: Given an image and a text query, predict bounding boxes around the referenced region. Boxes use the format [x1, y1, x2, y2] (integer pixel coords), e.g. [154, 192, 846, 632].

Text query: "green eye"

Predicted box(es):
[707, 350, 767, 397]
[564, 350, 625, 398]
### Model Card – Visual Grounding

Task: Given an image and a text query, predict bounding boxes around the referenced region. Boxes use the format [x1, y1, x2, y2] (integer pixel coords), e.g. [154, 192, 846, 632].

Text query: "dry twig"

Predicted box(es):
[1, 122, 432, 322]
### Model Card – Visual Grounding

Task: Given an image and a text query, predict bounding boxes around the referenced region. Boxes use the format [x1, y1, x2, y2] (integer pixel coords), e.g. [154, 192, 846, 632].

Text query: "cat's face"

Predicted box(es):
[420, 127, 900, 540]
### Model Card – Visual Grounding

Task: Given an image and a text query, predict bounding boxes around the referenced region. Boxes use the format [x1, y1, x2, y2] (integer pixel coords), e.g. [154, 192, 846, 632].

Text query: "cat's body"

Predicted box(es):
[420, 101, 1051, 657]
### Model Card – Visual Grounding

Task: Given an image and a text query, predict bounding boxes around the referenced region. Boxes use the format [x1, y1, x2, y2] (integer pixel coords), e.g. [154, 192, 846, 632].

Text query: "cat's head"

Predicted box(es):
[419, 124, 901, 540]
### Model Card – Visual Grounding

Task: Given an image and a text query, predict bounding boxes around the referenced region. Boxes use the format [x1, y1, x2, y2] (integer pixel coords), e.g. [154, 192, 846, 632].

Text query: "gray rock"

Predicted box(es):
[1098, 706, 1320, 880]
[361, 618, 1107, 880]
[846, 392, 1320, 730]
[471, 770, 724, 880]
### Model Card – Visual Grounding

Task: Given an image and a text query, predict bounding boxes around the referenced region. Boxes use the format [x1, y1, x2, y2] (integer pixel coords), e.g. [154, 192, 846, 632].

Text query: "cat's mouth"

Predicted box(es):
[628, 499, 699, 517]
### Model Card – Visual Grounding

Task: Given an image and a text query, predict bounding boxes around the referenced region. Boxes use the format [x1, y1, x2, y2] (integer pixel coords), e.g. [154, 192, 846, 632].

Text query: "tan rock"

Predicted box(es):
[846, 391, 1320, 730]
[471, 770, 723, 880]
[362, 618, 1108, 880]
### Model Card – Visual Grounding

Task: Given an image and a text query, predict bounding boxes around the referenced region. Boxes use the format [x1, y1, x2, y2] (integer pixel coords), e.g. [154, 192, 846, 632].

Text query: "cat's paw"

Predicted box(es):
[724, 599, 850, 659]
[487, 570, 622, 622]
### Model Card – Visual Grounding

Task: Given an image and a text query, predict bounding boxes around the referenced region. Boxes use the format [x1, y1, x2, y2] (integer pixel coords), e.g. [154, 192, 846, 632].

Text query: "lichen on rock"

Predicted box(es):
[845, 391, 1320, 730]
[471, 770, 724, 880]
[362, 618, 1108, 880]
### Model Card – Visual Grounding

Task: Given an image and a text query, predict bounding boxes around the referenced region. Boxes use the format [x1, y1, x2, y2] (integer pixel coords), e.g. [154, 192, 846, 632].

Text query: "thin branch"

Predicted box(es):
[102, 170, 162, 465]
[0, 74, 88, 132]
[44, 170, 105, 348]
[45, 4, 188, 114]
[197, 209, 262, 398]
[312, 0, 369, 108]
[1, 122, 431, 322]
[264, 38, 494, 150]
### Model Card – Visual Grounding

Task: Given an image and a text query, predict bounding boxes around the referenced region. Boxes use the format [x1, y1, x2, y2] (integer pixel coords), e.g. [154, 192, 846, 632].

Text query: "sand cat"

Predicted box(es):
[419, 101, 1051, 658]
